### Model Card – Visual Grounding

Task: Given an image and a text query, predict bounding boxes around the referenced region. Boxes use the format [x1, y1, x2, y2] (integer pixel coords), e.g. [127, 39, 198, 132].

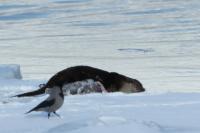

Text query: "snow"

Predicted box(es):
[63, 79, 107, 95]
[0, 79, 200, 133]
[0, 77, 199, 133]
[0, 80, 200, 133]
[0, 64, 22, 79]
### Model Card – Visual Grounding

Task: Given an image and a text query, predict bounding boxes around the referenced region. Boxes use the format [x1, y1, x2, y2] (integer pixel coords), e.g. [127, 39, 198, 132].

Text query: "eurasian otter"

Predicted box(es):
[15, 66, 145, 97]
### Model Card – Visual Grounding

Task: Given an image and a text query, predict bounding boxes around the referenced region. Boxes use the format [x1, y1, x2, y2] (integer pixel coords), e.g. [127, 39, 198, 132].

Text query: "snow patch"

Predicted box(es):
[0, 64, 22, 79]
[63, 79, 107, 95]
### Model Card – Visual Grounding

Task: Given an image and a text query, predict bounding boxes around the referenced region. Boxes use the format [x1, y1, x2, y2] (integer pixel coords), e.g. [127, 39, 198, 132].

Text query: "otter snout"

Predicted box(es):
[119, 78, 145, 93]
[137, 87, 145, 92]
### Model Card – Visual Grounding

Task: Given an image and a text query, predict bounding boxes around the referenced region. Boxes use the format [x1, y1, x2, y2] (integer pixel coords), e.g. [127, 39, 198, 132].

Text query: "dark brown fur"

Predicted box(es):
[15, 66, 145, 97]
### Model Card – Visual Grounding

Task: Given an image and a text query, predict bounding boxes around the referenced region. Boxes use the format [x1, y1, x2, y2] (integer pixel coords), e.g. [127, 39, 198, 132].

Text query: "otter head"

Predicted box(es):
[109, 72, 145, 93]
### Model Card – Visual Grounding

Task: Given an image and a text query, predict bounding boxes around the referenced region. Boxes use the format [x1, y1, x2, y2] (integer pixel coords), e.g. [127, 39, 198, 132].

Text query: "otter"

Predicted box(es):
[15, 66, 145, 97]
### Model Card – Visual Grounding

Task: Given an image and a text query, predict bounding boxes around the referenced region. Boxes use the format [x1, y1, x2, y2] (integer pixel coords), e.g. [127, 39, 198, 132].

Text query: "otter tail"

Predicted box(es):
[13, 85, 46, 97]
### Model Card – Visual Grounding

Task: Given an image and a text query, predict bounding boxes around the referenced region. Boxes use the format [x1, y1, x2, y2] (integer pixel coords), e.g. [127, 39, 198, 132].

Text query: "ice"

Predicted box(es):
[62, 79, 107, 95]
[0, 64, 22, 79]
[0, 0, 199, 93]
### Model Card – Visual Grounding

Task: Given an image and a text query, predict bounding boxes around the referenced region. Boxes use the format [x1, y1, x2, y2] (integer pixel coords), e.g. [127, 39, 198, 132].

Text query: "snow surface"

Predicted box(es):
[0, 79, 199, 133]
[0, 64, 22, 79]
[63, 79, 106, 95]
